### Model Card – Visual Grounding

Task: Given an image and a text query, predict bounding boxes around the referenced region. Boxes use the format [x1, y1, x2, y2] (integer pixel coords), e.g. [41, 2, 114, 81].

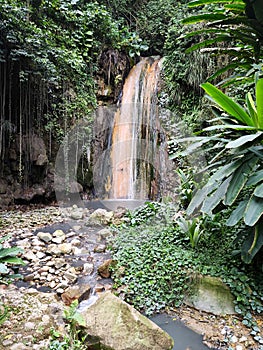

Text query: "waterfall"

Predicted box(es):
[93, 57, 167, 201]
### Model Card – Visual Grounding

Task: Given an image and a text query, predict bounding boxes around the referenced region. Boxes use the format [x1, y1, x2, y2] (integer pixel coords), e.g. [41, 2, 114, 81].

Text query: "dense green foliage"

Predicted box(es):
[181, 0, 263, 89]
[175, 80, 263, 265]
[111, 203, 263, 339]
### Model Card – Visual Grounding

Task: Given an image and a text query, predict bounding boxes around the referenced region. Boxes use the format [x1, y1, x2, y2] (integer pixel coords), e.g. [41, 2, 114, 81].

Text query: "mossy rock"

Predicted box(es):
[185, 275, 235, 315]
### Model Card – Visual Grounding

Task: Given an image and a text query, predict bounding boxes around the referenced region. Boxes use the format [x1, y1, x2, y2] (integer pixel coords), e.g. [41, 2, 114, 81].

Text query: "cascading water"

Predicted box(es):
[93, 57, 167, 202]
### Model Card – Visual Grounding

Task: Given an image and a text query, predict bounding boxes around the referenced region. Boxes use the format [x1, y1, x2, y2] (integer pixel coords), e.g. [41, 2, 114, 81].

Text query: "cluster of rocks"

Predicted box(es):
[11, 206, 121, 299]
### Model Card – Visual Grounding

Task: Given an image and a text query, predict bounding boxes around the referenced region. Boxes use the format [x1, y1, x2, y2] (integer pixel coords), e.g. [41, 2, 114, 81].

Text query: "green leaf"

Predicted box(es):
[207, 158, 245, 186]
[201, 83, 253, 126]
[3, 257, 25, 265]
[72, 312, 86, 327]
[187, 184, 218, 215]
[244, 196, 263, 226]
[241, 224, 263, 263]
[247, 169, 263, 186]
[224, 157, 257, 205]
[225, 132, 263, 148]
[187, 0, 231, 7]
[182, 14, 227, 25]
[0, 247, 23, 259]
[256, 79, 263, 129]
[204, 124, 257, 131]
[201, 177, 231, 214]
[185, 36, 232, 53]
[226, 200, 247, 226]
[254, 183, 263, 198]
[246, 92, 258, 127]
[0, 236, 11, 244]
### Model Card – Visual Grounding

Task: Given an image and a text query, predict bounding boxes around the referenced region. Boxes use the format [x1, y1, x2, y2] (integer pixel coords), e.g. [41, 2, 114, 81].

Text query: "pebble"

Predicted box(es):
[24, 251, 38, 262]
[24, 322, 36, 330]
[36, 252, 46, 259]
[230, 335, 238, 343]
[58, 243, 72, 254]
[239, 336, 247, 342]
[37, 232, 52, 243]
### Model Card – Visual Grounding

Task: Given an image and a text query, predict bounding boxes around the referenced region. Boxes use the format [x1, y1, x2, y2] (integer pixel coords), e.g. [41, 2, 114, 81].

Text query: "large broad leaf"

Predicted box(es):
[201, 177, 231, 214]
[226, 200, 248, 226]
[246, 92, 258, 127]
[224, 157, 258, 205]
[244, 195, 263, 226]
[182, 13, 227, 25]
[254, 182, 263, 198]
[207, 158, 246, 186]
[187, 0, 234, 7]
[201, 83, 253, 126]
[247, 169, 263, 186]
[256, 78, 263, 129]
[241, 223, 263, 263]
[203, 124, 257, 131]
[187, 183, 218, 215]
[185, 36, 232, 53]
[226, 132, 263, 148]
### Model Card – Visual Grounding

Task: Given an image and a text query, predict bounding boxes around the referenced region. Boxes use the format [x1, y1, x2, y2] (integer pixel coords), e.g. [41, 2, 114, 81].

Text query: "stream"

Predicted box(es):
[150, 314, 213, 350]
[1, 205, 217, 349]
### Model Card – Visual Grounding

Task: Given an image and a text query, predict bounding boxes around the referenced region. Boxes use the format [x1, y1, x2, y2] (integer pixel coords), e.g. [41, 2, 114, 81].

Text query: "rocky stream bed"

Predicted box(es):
[0, 205, 262, 349]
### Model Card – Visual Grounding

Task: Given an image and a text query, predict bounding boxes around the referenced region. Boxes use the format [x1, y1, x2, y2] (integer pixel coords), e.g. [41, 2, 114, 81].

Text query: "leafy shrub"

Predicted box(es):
[176, 79, 263, 265]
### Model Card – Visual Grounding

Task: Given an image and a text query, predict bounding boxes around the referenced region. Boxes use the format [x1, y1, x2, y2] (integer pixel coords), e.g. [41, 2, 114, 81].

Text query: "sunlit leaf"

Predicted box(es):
[201, 83, 253, 126]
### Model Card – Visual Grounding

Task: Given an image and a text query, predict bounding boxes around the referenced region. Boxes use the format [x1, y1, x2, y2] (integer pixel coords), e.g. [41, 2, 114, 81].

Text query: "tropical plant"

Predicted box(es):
[178, 78, 263, 265]
[49, 300, 86, 350]
[181, 0, 263, 86]
[175, 216, 204, 248]
[0, 235, 25, 283]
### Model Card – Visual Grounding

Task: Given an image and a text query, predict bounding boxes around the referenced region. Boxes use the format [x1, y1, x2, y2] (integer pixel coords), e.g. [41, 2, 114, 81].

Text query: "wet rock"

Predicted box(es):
[64, 271, 78, 283]
[16, 238, 31, 248]
[37, 231, 52, 243]
[0, 179, 8, 194]
[71, 238, 81, 246]
[87, 208, 114, 225]
[98, 228, 112, 240]
[52, 236, 65, 244]
[70, 205, 84, 220]
[52, 229, 66, 243]
[58, 243, 72, 254]
[94, 244, 106, 253]
[61, 284, 91, 306]
[98, 259, 114, 278]
[83, 263, 94, 275]
[80, 292, 174, 350]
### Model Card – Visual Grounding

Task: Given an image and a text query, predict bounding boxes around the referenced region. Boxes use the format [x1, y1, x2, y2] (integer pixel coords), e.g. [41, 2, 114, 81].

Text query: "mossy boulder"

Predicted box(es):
[185, 275, 235, 315]
[80, 292, 174, 350]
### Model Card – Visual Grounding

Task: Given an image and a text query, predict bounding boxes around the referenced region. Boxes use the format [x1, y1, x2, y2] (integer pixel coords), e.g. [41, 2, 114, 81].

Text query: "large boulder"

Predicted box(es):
[185, 275, 235, 315]
[80, 292, 174, 350]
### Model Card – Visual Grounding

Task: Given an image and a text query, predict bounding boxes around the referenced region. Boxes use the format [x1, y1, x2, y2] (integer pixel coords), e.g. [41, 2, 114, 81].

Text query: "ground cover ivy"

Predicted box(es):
[111, 202, 263, 344]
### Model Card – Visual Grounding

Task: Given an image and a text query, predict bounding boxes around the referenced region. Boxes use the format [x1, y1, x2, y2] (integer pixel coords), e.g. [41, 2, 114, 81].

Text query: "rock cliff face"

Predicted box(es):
[0, 134, 54, 207]
[0, 50, 131, 208]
